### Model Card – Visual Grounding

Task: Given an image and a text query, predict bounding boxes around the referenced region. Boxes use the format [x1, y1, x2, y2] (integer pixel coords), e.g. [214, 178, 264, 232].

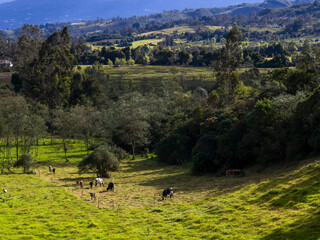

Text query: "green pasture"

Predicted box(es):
[80, 65, 214, 81]
[78, 65, 216, 92]
[141, 26, 197, 37]
[131, 39, 164, 48]
[1, 140, 320, 239]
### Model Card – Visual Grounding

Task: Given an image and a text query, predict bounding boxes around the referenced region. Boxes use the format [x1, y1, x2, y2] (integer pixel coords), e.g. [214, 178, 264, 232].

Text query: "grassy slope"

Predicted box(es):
[1, 141, 320, 239]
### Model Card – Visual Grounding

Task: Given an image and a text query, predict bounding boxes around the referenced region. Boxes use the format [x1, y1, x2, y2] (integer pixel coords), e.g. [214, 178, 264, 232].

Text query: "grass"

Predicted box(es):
[131, 39, 164, 48]
[140, 26, 197, 37]
[1, 140, 320, 239]
[78, 65, 216, 92]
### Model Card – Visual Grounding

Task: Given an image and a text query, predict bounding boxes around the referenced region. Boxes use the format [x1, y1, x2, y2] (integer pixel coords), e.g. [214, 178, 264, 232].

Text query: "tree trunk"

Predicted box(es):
[132, 144, 135, 160]
[63, 140, 68, 162]
[86, 134, 89, 155]
[16, 138, 19, 161]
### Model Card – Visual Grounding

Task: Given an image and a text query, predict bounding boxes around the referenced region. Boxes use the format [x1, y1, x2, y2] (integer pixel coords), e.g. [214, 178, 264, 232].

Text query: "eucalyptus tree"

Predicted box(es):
[0, 96, 30, 160]
[71, 104, 101, 154]
[214, 23, 243, 105]
[52, 108, 77, 162]
[108, 92, 150, 159]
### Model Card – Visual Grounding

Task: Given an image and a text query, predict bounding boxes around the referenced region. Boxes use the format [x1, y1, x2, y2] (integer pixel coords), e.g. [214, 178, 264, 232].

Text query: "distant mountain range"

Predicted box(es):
[0, 0, 314, 29]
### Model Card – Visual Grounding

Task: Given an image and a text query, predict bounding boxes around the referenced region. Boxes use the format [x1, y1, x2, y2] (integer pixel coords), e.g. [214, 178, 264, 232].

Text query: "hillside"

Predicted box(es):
[0, 0, 312, 30]
[0, 0, 265, 30]
[1, 141, 320, 239]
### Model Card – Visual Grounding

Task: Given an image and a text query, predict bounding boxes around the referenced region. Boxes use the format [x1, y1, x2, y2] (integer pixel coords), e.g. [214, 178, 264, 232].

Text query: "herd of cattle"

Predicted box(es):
[1, 167, 245, 201]
[50, 166, 245, 202]
[73, 174, 174, 201]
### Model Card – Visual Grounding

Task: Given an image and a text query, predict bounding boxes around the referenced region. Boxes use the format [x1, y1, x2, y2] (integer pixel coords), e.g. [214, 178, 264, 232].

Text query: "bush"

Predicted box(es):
[14, 154, 34, 173]
[78, 145, 119, 178]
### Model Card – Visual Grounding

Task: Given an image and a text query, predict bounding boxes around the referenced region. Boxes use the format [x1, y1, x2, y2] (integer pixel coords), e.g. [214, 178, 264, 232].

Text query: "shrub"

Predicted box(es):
[14, 154, 34, 173]
[78, 145, 119, 178]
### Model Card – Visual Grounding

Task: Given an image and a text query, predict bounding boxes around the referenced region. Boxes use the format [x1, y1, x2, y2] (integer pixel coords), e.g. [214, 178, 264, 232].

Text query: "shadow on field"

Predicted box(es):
[262, 211, 320, 240]
[36, 161, 78, 168]
[123, 159, 255, 194]
[249, 166, 320, 208]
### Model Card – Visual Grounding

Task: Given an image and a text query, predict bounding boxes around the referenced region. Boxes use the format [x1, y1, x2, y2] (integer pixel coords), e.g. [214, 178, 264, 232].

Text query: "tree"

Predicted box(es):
[52, 108, 77, 162]
[214, 23, 243, 105]
[78, 145, 119, 178]
[109, 92, 150, 159]
[16, 27, 75, 109]
[0, 96, 30, 161]
[13, 24, 42, 72]
[71, 104, 100, 155]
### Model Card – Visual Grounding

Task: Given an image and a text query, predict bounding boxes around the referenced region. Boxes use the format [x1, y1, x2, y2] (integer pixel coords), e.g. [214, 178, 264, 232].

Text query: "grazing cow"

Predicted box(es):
[106, 182, 114, 192]
[89, 181, 93, 189]
[52, 168, 56, 174]
[49, 166, 52, 172]
[89, 193, 96, 201]
[79, 180, 84, 189]
[162, 187, 174, 200]
[95, 178, 104, 187]
[3, 189, 7, 193]
[226, 169, 245, 177]
[76, 181, 80, 187]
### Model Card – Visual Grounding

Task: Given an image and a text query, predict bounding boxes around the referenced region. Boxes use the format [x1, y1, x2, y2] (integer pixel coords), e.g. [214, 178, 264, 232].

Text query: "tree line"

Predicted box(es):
[1, 24, 320, 176]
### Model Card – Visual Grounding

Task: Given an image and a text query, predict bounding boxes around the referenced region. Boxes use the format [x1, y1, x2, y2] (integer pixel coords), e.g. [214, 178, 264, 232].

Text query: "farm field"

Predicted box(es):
[131, 39, 164, 48]
[78, 65, 217, 92]
[1, 141, 320, 239]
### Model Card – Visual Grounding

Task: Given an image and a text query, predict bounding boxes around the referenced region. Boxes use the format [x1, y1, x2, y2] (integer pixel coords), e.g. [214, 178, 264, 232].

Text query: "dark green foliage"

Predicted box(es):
[14, 154, 34, 173]
[287, 87, 320, 158]
[78, 145, 119, 178]
[15, 27, 75, 109]
[192, 134, 217, 174]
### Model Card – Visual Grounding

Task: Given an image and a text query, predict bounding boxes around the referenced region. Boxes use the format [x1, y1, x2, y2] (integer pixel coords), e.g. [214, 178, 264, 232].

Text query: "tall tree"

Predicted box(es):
[109, 92, 150, 159]
[15, 26, 75, 109]
[52, 108, 77, 162]
[214, 23, 243, 105]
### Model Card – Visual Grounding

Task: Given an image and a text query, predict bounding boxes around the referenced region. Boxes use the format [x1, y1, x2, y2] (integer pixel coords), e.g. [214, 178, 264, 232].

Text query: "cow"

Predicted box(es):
[3, 189, 7, 193]
[162, 187, 174, 200]
[226, 169, 245, 177]
[49, 166, 52, 172]
[95, 178, 105, 187]
[52, 168, 56, 174]
[89, 181, 93, 189]
[89, 193, 96, 201]
[79, 180, 84, 189]
[106, 182, 114, 192]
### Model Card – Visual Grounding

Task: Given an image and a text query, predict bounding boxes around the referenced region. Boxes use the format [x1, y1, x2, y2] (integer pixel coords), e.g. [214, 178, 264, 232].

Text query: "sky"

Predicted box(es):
[0, 0, 13, 3]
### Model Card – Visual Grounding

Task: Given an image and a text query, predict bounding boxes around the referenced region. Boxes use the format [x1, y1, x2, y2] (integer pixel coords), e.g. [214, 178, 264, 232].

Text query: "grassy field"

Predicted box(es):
[131, 39, 164, 48]
[1, 140, 320, 239]
[141, 26, 197, 37]
[78, 65, 216, 92]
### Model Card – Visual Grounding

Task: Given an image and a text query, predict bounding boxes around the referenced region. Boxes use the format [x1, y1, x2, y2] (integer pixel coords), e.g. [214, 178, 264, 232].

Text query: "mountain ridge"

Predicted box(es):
[0, 0, 298, 29]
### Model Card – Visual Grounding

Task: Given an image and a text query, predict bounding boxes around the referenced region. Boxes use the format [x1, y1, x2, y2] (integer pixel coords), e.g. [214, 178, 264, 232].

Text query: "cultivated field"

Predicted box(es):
[0, 140, 320, 239]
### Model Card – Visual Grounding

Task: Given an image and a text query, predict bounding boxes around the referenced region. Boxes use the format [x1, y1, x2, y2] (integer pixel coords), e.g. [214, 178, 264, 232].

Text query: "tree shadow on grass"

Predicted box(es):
[121, 158, 265, 195]
[248, 166, 320, 208]
[262, 211, 320, 240]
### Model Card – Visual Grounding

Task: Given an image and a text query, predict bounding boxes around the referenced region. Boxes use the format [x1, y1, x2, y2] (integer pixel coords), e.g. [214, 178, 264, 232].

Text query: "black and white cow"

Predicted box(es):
[162, 187, 174, 200]
[89, 192, 96, 201]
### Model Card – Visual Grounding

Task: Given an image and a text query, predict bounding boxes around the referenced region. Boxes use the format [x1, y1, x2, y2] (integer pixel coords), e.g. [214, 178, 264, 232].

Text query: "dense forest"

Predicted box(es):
[0, 1, 320, 175]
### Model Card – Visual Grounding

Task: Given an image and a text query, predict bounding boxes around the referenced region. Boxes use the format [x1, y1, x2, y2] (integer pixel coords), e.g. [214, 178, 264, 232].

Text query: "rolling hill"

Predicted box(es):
[0, 0, 306, 30]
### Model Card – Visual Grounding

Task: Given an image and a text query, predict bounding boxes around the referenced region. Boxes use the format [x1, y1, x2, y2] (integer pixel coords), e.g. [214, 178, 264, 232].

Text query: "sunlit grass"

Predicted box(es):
[1, 141, 320, 239]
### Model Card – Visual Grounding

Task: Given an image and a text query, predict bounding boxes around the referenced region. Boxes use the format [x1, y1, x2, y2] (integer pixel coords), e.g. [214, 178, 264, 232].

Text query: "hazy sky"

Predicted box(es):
[0, 0, 13, 3]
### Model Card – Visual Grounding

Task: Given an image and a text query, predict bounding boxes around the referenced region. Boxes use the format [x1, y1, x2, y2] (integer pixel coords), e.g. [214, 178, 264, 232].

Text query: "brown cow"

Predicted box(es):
[226, 169, 245, 177]
[80, 181, 84, 188]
